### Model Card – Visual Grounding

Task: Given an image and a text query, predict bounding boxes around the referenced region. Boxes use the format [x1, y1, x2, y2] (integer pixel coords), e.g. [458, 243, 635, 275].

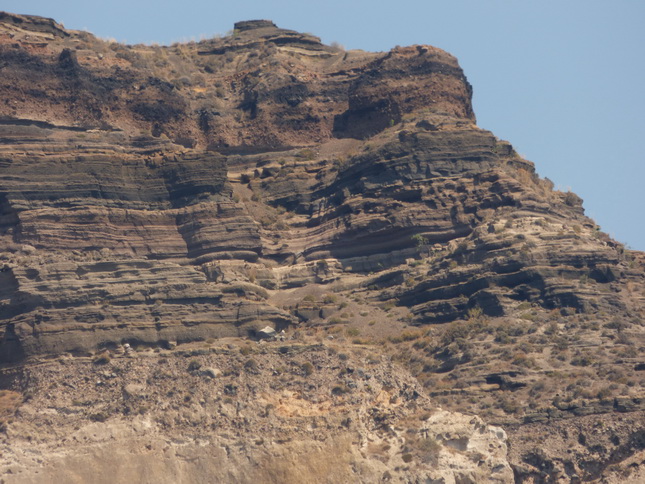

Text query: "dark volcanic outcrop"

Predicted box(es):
[0, 12, 643, 483]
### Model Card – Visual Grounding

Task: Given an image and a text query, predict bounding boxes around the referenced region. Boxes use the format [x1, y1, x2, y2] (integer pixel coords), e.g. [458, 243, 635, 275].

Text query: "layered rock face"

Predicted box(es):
[0, 12, 644, 483]
[0, 14, 479, 357]
[0, 125, 291, 358]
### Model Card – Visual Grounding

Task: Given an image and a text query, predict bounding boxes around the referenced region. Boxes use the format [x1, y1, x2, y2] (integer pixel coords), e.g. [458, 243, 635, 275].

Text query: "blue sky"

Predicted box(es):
[5, 1, 645, 249]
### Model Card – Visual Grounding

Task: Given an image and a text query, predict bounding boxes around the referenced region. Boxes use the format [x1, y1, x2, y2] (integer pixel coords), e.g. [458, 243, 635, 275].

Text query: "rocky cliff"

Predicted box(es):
[0, 13, 643, 483]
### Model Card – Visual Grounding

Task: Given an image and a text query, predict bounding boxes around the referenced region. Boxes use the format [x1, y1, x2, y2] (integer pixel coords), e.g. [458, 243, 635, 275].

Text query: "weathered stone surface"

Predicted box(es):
[0, 343, 514, 484]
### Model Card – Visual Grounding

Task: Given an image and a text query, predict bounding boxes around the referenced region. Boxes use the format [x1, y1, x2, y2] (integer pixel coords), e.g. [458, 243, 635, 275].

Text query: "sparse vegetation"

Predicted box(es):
[346, 327, 360, 337]
[301, 361, 314, 376]
[92, 352, 111, 365]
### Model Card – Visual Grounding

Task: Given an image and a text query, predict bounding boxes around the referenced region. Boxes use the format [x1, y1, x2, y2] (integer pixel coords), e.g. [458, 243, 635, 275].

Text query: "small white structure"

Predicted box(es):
[257, 326, 277, 340]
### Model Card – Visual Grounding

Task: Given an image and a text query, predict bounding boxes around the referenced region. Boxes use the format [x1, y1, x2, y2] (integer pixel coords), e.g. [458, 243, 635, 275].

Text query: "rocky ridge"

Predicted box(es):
[0, 12, 643, 483]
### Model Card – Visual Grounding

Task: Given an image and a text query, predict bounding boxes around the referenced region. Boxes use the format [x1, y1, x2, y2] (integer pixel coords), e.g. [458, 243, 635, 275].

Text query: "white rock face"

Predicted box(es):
[0, 348, 514, 484]
[2, 413, 514, 484]
[420, 410, 513, 483]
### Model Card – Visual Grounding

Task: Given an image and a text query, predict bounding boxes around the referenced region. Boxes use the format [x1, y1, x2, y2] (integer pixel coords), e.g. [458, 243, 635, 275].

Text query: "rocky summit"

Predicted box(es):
[0, 12, 643, 483]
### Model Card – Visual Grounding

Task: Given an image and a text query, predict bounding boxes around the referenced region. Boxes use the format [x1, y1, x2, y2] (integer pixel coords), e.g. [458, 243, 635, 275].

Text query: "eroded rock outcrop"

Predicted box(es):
[0, 341, 513, 484]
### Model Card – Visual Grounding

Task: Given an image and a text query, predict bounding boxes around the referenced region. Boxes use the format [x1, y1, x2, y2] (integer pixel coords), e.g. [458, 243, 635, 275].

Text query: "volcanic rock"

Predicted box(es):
[0, 12, 643, 483]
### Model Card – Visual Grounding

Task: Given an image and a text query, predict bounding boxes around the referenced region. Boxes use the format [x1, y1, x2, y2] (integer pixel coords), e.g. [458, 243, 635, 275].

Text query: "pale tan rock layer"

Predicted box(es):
[0, 343, 513, 484]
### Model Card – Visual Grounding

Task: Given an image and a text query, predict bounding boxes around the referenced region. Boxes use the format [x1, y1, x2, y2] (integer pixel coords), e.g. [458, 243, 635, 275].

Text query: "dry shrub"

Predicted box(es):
[389, 330, 424, 343]
[92, 352, 111, 365]
[0, 390, 22, 430]
[515, 167, 535, 186]
[301, 362, 314, 376]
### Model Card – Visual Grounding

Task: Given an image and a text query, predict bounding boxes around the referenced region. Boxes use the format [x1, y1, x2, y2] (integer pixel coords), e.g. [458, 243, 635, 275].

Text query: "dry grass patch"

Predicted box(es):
[0, 390, 22, 430]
